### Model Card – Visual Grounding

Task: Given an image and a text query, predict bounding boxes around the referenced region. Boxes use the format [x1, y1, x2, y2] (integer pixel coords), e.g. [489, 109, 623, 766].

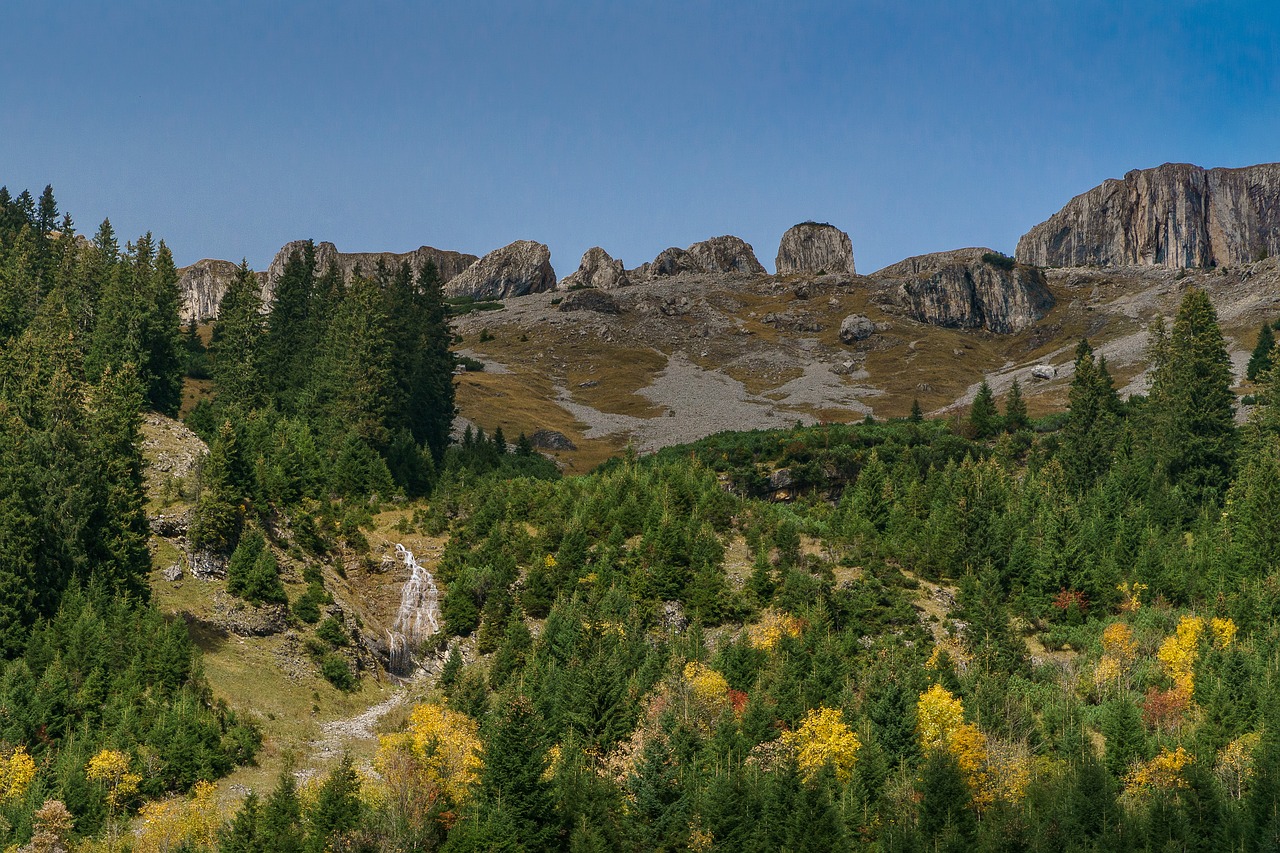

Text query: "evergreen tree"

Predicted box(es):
[910, 397, 924, 422]
[409, 260, 456, 462]
[1149, 289, 1237, 496]
[1061, 339, 1121, 491]
[305, 753, 363, 852]
[1004, 377, 1030, 432]
[1247, 322, 1276, 381]
[210, 262, 265, 408]
[262, 242, 317, 409]
[969, 379, 1000, 438]
[474, 695, 555, 850]
[258, 769, 304, 853]
[143, 241, 184, 414]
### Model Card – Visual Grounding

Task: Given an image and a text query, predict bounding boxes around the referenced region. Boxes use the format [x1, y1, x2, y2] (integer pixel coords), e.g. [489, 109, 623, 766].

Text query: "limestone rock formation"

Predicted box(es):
[839, 314, 875, 343]
[557, 288, 621, 314]
[176, 259, 244, 324]
[687, 235, 767, 275]
[266, 240, 479, 291]
[874, 248, 1053, 334]
[641, 236, 766, 277]
[444, 240, 557, 300]
[1016, 162, 1280, 268]
[776, 222, 857, 276]
[560, 247, 631, 290]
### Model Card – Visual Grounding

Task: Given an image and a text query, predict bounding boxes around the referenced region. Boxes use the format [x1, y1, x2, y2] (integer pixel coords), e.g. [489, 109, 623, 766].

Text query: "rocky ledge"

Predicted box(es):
[776, 222, 856, 276]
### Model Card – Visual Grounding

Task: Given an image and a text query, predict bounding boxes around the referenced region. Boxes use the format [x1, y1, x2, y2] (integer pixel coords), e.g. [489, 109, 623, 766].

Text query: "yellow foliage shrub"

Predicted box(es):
[1210, 617, 1237, 649]
[1157, 616, 1204, 696]
[746, 609, 804, 650]
[683, 662, 731, 715]
[131, 781, 220, 853]
[0, 746, 36, 804]
[1126, 746, 1193, 795]
[377, 703, 483, 808]
[1217, 731, 1261, 800]
[780, 707, 861, 783]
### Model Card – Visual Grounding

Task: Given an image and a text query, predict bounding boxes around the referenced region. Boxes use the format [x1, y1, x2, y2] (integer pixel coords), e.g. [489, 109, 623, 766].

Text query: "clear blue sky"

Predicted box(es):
[3, 2, 1277, 275]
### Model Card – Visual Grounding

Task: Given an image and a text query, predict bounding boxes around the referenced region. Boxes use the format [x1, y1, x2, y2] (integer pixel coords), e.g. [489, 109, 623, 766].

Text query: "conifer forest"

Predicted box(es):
[7, 186, 1280, 853]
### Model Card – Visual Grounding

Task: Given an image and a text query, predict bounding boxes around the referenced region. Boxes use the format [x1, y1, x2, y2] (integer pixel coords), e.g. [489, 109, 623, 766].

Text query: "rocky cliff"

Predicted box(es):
[443, 240, 557, 299]
[776, 222, 856, 276]
[637, 235, 766, 278]
[874, 248, 1053, 334]
[1016, 162, 1280, 269]
[559, 247, 631, 290]
[176, 259, 250, 324]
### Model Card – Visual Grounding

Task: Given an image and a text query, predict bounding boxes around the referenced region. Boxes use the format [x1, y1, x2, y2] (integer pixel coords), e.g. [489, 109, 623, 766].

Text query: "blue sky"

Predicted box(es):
[2, 2, 1277, 274]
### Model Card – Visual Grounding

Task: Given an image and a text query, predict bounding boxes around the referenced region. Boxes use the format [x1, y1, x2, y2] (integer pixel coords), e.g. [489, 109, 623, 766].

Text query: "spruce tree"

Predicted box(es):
[1148, 289, 1237, 496]
[210, 261, 265, 408]
[969, 379, 999, 438]
[1061, 339, 1121, 491]
[1004, 377, 1030, 432]
[1247, 322, 1275, 381]
[476, 695, 555, 850]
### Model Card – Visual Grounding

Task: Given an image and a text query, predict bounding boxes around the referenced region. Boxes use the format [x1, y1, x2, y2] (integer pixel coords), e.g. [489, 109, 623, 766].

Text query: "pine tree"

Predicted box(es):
[409, 260, 455, 462]
[1004, 378, 1030, 432]
[258, 770, 304, 853]
[1247, 322, 1276, 382]
[475, 695, 555, 850]
[969, 380, 1000, 438]
[210, 261, 265, 408]
[144, 241, 184, 414]
[262, 242, 317, 409]
[1148, 289, 1237, 496]
[1061, 339, 1121, 491]
[305, 753, 363, 852]
[910, 397, 924, 422]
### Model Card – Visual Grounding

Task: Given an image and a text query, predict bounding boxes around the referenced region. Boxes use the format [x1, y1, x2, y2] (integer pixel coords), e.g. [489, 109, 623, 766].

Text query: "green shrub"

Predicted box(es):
[320, 654, 356, 691]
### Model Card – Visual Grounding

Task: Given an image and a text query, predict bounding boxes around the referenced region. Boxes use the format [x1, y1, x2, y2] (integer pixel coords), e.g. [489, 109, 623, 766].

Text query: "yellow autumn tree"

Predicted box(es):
[1157, 616, 1204, 698]
[86, 749, 141, 813]
[0, 745, 36, 804]
[916, 684, 965, 752]
[1209, 617, 1237, 648]
[683, 661, 731, 724]
[377, 703, 483, 812]
[1216, 732, 1261, 800]
[1096, 622, 1139, 694]
[746, 609, 804, 650]
[780, 707, 861, 783]
[1125, 745, 1193, 796]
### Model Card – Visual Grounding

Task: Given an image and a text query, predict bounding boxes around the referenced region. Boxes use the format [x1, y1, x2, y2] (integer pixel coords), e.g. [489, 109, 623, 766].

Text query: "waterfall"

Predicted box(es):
[387, 543, 440, 675]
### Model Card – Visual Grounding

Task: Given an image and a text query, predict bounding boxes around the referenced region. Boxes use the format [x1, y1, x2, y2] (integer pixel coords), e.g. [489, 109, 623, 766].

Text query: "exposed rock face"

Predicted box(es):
[444, 240, 557, 299]
[874, 248, 1054, 334]
[776, 222, 857, 275]
[641, 236, 766, 277]
[557, 289, 621, 314]
[177, 259, 244, 324]
[559, 247, 631, 290]
[1016, 162, 1280, 268]
[839, 314, 875, 343]
[266, 240, 479, 292]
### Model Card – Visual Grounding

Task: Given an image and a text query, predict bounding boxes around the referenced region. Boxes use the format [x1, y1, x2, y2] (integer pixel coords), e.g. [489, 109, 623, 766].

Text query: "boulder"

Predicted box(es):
[530, 429, 577, 451]
[1016, 162, 1280, 268]
[874, 248, 1054, 334]
[1031, 364, 1057, 380]
[839, 314, 875, 343]
[557, 289, 621, 314]
[776, 222, 857, 275]
[444, 240, 557, 300]
[559, 247, 631, 290]
[649, 247, 702, 277]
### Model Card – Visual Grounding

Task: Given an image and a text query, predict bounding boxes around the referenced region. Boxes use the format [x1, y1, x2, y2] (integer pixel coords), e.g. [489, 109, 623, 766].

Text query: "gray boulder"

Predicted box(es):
[558, 289, 621, 314]
[839, 314, 875, 343]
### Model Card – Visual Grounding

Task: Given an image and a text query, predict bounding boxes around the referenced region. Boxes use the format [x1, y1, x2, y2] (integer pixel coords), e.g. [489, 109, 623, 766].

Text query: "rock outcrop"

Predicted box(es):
[266, 240, 479, 291]
[444, 240, 557, 300]
[1016, 162, 1280, 268]
[776, 222, 857, 276]
[557, 289, 621, 314]
[874, 248, 1053, 334]
[176, 259, 250, 324]
[559, 247, 631, 290]
[639, 235, 766, 278]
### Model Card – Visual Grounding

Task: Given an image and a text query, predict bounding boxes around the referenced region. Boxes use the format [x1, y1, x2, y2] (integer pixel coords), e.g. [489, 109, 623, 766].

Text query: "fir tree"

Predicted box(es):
[1148, 289, 1237, 496]
[969, 379, 1000, 438]
[1247, 322, 1275, 382]
[1061, 339, 1121, 491]
[1004, 377, 1030, 432]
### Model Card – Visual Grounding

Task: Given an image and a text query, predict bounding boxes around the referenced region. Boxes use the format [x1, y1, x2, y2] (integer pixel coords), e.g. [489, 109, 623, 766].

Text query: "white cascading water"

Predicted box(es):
[387, 543, 440, 675]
